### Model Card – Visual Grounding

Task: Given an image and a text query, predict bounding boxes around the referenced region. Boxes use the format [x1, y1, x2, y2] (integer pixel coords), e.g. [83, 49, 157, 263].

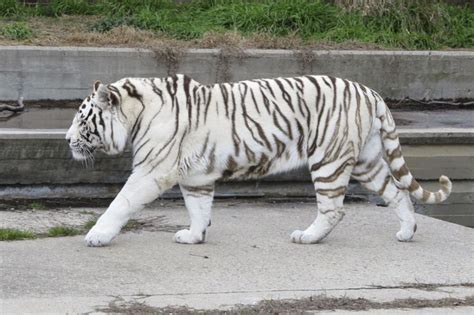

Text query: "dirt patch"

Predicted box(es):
[216, 46, 247, 83]
[0, 198, 112, 211]
[96, 294, 474, 314]
[387, 98, 474, 111]
[293, 47, 317, 75]
[0, 205, 187, 239]
[371, 282, 474, 292]
[0, 99, 82, 109]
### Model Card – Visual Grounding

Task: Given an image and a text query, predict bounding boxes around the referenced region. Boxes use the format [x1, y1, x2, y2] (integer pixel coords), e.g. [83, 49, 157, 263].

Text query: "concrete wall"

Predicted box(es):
[1, 46, 473, 101]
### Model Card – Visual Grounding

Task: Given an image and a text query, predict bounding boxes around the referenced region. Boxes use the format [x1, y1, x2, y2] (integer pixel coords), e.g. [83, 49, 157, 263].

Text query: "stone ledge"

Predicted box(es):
[1, 46, 473, 100]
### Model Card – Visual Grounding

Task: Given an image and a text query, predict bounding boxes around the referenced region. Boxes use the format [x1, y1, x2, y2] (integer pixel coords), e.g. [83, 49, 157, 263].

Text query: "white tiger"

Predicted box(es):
[65, 75, 452, 247]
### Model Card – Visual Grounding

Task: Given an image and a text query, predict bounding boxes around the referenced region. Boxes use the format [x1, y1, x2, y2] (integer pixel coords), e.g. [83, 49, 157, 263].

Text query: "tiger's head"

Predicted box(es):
[66, 81, 128, 161]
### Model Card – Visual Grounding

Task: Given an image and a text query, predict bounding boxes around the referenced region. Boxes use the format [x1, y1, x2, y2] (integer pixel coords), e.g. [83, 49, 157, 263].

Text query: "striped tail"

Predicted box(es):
[377, 100, 452, 204]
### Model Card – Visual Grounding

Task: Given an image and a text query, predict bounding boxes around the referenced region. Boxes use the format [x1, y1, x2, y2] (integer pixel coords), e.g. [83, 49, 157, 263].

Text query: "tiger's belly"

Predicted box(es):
[219, 144, 308, 181]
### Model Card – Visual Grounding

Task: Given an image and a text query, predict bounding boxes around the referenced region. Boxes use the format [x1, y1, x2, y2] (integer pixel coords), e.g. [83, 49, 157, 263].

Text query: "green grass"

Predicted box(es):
[83, 219, 97, 230]
[0, 228, 37, 241]
[123, 219, 142, 230]
[83, 218, 140, 231]
[28, 201, 45, 210]
[2, 218, 142, 241]
[0, 0, 472, 49]
[47, 225, 81, 237]
[0, 22, 33, 40]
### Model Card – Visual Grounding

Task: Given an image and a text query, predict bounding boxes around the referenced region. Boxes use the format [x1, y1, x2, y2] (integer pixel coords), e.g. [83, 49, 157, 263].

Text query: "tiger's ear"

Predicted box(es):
[93, 80, 101, 93]
[97, 84, 120, 107]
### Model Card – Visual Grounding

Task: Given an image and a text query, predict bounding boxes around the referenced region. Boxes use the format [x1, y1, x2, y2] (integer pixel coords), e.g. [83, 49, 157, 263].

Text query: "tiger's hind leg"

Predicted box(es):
[291, 157, 354, 244]
[174, 183, 214, 244]
[352, 134, 416, 241]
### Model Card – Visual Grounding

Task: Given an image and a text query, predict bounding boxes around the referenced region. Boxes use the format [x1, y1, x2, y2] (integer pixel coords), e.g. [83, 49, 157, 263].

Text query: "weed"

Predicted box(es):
[91, 16, 130, 33]
[0, 22, 33, 40]
[0, 0, 28, 17]
[124, 219, 142, 230]
[83, 219, 97, 230]
[0, 228, 36, 241]
[48, 0, 98, 17]
[47, 226, 81, 237]
[83, 218, 147, 232]
[28, 201, 45, 210]
[79, 209, 97, 215]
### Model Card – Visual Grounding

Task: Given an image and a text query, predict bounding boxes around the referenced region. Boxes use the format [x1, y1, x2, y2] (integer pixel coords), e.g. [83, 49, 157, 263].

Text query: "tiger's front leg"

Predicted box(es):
[85, 173, 175, 247]
[174, 183, 215, 244]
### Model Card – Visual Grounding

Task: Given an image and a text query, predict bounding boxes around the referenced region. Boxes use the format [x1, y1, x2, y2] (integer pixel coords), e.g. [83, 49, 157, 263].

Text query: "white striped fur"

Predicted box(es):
[65, 75, 452, 246]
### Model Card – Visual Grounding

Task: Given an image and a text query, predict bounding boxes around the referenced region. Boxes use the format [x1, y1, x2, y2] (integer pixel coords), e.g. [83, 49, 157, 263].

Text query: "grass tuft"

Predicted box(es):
[83, 219, 97, 230]
[28, 201, 45, 210]
[0, 228, 37, 241]
[83, 218, 141, 231]
[0, 22, 33, 40]
[47, 226, 81, 237]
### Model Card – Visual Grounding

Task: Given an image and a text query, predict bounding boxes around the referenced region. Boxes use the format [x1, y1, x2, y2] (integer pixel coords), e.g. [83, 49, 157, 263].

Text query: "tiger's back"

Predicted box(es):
[181, 75, 376, 183]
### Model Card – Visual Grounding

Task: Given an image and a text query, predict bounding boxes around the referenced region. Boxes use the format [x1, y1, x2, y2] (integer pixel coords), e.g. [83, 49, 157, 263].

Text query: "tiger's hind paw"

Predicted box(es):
[174, 229, 206, 244]
[396, 229, 415, 242]
[396, 222, 417, 242]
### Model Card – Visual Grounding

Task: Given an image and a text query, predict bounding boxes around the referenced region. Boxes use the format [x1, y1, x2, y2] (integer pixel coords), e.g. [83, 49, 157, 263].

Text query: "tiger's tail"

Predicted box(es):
[376, 99, 452, 204]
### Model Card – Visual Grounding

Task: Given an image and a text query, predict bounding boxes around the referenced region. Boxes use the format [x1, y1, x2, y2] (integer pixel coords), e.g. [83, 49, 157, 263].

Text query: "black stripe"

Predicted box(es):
[133, 139, 150, 158]
[133, 106, 163, 146]
[183, 75, 193, 128]
[249, 89, 261, 114]
[220, 84, 229, 118]
[134, 146, 154, 167]
[204, 87, 212, 123]
[296, 120, 305, 158]
[230, 87, 240, 156]
[122, 80, 142, 101]
[245, 114, 272, 150]
[263, 80, 275, 98]
[273, 103, 293, 140]
[275, 78, 295, 112]
[194, 86, 201, 130]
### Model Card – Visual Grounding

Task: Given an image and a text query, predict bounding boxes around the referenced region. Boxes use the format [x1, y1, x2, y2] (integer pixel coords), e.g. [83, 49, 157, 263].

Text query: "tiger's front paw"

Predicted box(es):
[84, 225, 118, 247]
[291, 230, 309, 244]
[290, 230, 321, 244]
[174, 229, 206, 244]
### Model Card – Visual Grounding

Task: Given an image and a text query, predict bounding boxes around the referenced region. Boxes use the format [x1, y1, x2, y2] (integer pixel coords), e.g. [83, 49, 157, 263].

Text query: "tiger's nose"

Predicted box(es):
[65, 126, 74, 144]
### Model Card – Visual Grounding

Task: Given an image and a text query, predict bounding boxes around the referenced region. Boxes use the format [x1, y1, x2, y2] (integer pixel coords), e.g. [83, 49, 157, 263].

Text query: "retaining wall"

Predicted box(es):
[1, 46, 473, 101]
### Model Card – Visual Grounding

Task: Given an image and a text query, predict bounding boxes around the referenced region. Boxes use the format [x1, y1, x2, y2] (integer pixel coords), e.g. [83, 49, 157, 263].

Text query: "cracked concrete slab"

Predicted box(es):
[1, 200, 473, 313]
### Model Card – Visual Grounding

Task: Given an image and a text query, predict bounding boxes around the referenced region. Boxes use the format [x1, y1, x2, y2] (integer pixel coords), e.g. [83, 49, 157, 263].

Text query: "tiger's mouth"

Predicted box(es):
[69, 143, 96, 161]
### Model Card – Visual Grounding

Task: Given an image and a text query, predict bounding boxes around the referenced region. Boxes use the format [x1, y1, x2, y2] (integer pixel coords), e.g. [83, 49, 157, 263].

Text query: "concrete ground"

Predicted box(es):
[1, 199, 473, 314]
